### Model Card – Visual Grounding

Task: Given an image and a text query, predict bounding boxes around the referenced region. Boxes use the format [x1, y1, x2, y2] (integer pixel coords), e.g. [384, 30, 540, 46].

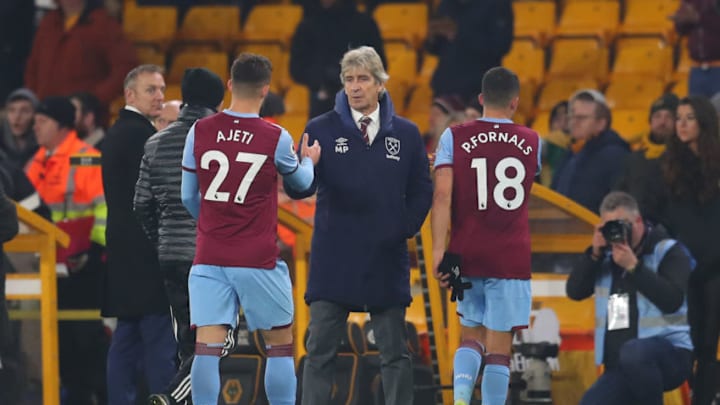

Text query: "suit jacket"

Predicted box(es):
[101, 108, 168, 318]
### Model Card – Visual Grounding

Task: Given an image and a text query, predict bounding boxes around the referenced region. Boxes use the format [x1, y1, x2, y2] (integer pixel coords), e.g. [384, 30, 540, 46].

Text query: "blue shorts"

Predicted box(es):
[189, 260, 294, 331]
[456, 277, 531, 332]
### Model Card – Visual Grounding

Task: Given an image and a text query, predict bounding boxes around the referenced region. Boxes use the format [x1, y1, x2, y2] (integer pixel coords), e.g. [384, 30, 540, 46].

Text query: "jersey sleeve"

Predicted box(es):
[434, 128, 454, 168]
[536, 138, 543, 176]
[275, 129, 314, 191]
[182, 124, 197, 172]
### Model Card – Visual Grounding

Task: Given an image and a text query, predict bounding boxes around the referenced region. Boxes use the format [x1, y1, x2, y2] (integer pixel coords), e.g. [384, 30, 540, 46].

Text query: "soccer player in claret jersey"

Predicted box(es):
[431, 67, 541, 405]
[180, 53, 321, 405]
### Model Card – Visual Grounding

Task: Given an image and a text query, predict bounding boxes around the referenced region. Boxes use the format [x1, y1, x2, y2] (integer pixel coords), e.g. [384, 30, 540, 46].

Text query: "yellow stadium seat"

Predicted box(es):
[672, 78, 689, 98]
[240, 5, 303, 48]
[234, 43, 288, 92]
[612, 38, 673, 84]
[406, 111, 429, 135]
[547, 38, 609, 84]
[386, 44, 418, 87]
[134, 45, 166, 68]
[384, 79, 409, 113]
[164, 84, 182, 101]
[619, 0, 678, 44]
[374, 4, 428, 49]
[604, 77, 665, 109]
[531, 111, 552, 138]
[513, 1, 557, 46]
[283, 85, 309, 116]
[612, 108, 649, 144]
[517, 81, 538, 119]
[123, 5, 177, 51]
[536, 79, 598, 113]
[555, 1, 619, 44]
[277, 114, 307, 143]
[406, 84, 433, 115]
[416, 54, 438, 86]
[503, 39, 545, 87]
[177, 6, 240, 50]
[168, 51, 229, 84]
[675, 39, 692, 81]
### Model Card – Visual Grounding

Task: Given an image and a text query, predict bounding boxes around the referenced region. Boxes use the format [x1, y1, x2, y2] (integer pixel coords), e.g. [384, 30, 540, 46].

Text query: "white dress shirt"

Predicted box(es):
[350, 105, 380, 145]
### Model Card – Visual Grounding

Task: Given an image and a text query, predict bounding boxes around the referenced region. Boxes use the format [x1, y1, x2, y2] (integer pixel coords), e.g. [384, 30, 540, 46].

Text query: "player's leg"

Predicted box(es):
[188, 265, 239, 405]
[234, 260, 296, 405]
[370, 306, 413, 405]
[453, 278, 487, 405]
[480, 278, 531, 405]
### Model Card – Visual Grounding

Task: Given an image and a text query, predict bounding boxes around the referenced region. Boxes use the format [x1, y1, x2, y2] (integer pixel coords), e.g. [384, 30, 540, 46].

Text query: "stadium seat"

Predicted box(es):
[406, 84, 433, 115]
[386, 44, 418, 90]
[133, 45, 166, 68]
[675, 39, 692, 81]
[416, 54, 438, 86]
[512, 1, 557, 46]
[177, 6, 240, 50]
[536, 79, 599, 113]
[612, 108, 649, 145]
[384, 79, 410, 113]
[235, 43, 288, 92]
[283, 85, 309, 116]
[240, 5, 303, 49]
[672, 79, 689, 98]
[531, 111, 552, 138]
[219, 330, 266, 405]
[163, 84, 182, 101]
[276, 114, 307, 143]
[611, 38, 673, 84]
[374, 3, 429, 49]
[546, 38, 609, 85]
[168, 50, 229, 84]
[619, 0, 678, 44]
[555, 0, 619, 44]
[123, 5, 177, 51]
[604, 77, 665, 109]
[503, 39, 545, 87]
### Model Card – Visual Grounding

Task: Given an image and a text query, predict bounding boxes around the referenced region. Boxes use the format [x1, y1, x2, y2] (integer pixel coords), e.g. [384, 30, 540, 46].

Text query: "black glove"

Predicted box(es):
[438, 252, 472, 302]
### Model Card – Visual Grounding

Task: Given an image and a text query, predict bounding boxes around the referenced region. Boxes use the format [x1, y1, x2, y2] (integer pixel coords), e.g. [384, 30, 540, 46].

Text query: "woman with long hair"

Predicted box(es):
[662, 95, 720, 405]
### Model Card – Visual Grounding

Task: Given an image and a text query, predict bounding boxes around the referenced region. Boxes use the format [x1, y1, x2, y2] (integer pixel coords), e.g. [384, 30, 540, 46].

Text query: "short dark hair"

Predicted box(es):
[70, 92, 101, 119]
[124, 64, 164, 90]
[481, 67, 520, 108]
[231, 53, 272, 97]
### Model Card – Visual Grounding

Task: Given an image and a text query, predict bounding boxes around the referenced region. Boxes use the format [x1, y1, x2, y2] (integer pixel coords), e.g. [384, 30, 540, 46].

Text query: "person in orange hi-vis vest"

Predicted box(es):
[25, 95, 108, 405]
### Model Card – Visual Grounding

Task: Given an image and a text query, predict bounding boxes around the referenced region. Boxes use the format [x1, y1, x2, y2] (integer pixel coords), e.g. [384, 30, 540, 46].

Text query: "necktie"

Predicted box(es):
[359, 116, 372, 145]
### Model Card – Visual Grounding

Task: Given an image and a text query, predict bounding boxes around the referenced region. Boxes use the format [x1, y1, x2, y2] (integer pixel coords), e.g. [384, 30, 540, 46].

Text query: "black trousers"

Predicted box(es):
[160, 261, 195, 403]
[688, 272, 720, 405]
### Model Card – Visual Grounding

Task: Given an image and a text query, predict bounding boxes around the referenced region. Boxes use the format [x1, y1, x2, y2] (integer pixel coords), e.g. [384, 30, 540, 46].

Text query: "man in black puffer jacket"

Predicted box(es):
[134, 68, 226, 405]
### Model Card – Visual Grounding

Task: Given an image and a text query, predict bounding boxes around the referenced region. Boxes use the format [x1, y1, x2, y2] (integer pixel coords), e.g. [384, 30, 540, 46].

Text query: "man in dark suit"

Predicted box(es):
[101, 64, 176, 405]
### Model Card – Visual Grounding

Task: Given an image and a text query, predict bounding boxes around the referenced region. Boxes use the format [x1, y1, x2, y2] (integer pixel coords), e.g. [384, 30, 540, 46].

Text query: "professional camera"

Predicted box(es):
[600, 219, 632, 244]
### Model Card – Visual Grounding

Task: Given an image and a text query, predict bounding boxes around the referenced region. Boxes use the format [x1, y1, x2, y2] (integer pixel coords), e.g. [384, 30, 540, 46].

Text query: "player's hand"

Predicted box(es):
[611, 242, 639, 272]
[432, 249, 450, 288]
[591, 224, 606, 259]
[300, 133, 321, 165]
[437, 252, 472, 301]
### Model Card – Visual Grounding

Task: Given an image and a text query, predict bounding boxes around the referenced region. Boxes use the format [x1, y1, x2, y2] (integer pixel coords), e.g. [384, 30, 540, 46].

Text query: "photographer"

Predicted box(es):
[566, 191, 693, 405]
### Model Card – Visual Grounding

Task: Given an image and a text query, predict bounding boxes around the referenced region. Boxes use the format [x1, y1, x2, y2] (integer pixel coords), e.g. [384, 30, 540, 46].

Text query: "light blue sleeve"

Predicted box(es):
[275, 129, 314, 191]
[536, 138, 543, 176]
[434, 128, 454, 167]
[182, 124, 197, 171]
[181, 124, 200, 219]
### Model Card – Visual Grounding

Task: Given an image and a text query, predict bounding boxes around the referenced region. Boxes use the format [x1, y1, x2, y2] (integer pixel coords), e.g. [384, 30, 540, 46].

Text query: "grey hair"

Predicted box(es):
[340, 46, 390, 86]
[124, 64, 164, 90]
[599, 191, 640, 215]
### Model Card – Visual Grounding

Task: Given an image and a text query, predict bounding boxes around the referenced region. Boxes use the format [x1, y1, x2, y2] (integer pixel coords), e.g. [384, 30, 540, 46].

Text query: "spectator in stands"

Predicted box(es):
[25, 96, 108, 405]
[70, 92, 106, 149]
[660, 96, 720, 405]
[154, 100, 182, 131]
[424, 94, 465, 153]
[24, 0, 137, 117]
[672, 0, 720, 97]
[463, 96, 483, 122]
[102, 65, 176, 405]
[0, 0, 35, 102]
[426, 0, 513, 102]
[0, 182, 19, 405]
[567, 191, 694, 405]
[540, 101, 571, 186]
[615, 94, 679, 223]
[0, 88, 38, 170]
[551, 90, 630, 213]
[260, 91, 286, 125]
[289, 0, 386, 118]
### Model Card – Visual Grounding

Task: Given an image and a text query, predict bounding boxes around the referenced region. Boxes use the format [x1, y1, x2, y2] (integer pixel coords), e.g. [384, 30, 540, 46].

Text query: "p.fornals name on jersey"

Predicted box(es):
[461, 131, 533, 156]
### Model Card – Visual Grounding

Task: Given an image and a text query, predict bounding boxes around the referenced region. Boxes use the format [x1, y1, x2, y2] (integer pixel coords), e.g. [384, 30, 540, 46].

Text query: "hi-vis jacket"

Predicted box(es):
[26, 131, 106, 245]
[593, 239, 693, 365]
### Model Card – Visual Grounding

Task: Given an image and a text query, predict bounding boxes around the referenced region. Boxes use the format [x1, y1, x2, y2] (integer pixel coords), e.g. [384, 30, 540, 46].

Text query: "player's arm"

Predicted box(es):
[431, 128, 454, 280]
[181, 124, 201, 219]
[275, 130, 316, 192]
[283, 130, 320, 199]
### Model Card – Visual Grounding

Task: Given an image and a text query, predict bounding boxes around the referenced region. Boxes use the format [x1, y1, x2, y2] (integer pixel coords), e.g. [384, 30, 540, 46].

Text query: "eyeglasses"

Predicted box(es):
[568, 114, 596, 122]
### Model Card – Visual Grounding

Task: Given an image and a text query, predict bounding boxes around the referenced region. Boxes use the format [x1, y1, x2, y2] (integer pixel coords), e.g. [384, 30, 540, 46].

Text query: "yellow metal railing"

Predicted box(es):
[5, 203, 69, 405]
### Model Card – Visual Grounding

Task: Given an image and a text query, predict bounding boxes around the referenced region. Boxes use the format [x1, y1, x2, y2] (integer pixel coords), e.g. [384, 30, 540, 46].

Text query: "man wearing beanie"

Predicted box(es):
[25, 95, 109, 405]
[102, 65, 177, 405]
[616, 93, 679, 222]
[135, 67, 225, 405]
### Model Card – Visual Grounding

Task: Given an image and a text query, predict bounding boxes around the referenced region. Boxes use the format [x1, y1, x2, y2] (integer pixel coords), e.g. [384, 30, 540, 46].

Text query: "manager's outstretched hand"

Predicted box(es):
[300, 133, 321, 165]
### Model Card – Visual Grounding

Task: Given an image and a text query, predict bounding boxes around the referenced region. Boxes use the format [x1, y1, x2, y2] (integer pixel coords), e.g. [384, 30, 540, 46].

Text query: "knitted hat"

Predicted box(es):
[181, 68, 226, 110]
[649, 93, 679, 119]
[6, 88, 39, 109]
[35, 96, 76, 129]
